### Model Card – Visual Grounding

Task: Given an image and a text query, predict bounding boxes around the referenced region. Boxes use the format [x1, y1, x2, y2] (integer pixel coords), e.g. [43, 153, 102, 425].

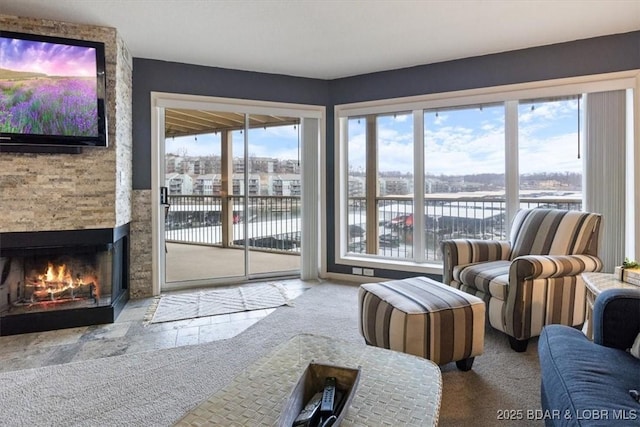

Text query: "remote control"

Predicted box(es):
[320, 377, 336, 413]
[293, 392, 323, 426]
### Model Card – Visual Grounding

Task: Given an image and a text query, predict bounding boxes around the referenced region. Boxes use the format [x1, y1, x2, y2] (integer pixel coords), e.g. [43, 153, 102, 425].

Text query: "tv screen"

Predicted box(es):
[0, 31, 107, 149]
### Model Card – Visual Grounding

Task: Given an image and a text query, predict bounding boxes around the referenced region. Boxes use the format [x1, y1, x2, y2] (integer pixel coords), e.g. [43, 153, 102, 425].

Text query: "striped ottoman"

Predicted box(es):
[358, 276, 485, 370]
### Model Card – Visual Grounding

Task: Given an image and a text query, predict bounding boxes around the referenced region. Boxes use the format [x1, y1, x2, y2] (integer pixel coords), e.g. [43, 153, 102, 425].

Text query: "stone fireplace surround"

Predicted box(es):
[0, 15, 143, 334]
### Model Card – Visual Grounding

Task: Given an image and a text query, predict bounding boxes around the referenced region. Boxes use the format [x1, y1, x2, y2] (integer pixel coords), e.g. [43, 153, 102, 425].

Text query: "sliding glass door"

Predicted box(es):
[244, 117, 301, 277]
[152, 94, 322, 293]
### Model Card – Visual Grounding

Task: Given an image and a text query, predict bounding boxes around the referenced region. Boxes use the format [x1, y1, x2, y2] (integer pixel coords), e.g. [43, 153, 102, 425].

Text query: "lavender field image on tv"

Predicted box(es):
[0, 36, 99, 137]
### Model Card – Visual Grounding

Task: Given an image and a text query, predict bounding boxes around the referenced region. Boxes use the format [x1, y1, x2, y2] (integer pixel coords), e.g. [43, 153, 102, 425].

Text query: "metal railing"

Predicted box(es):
[233, 196, 301, 251]
[165, 194, 582, 261]
[347, 196, 582, 261]
[165, 195, 301, 254]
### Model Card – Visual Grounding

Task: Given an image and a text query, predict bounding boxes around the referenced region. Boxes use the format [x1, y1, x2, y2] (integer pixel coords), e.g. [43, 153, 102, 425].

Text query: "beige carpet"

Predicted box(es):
[150, 282, 291, 323]
[0, 281, 541, 426]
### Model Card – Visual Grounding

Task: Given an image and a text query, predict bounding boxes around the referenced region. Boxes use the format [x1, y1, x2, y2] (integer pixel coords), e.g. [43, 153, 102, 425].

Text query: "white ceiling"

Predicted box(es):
[1, 0, 639, 79]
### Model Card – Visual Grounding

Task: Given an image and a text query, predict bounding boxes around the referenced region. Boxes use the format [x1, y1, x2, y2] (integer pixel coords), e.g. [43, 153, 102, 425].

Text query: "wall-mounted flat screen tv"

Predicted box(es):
[0, 31, 107, 150]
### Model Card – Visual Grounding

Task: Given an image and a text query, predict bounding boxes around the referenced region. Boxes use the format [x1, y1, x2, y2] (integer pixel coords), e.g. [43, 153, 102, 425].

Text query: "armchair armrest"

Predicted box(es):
[510, 254, 602, 281]
[593, 288, 640, 350]
[440, 239, 511, 285]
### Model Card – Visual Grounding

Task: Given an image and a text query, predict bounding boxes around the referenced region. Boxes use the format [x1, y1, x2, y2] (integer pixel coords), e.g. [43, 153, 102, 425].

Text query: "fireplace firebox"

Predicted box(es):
[0, 226, 129, 336]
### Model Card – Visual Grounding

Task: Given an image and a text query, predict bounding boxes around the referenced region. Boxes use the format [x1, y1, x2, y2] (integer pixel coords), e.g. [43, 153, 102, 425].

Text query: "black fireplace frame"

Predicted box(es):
[0, 224, 130, 336]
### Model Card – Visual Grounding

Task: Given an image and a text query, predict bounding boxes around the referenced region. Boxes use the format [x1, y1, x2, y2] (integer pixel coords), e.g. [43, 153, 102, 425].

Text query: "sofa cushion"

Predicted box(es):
[456, 260, 510, 300]
[539, 325, 640, 426]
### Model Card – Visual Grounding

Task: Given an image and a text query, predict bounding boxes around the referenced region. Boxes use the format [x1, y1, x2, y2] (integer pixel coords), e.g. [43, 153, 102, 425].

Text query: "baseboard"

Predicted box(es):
[320, 272, 384, 284]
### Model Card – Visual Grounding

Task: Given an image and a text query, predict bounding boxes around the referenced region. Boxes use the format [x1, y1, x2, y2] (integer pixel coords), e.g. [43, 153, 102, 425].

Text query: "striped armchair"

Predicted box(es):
[440, 208, 603, 352]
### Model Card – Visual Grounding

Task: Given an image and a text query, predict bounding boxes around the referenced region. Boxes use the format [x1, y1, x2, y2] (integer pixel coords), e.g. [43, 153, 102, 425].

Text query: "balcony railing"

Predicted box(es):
[165, 195, 301, 253]
[347, 196, 582, 261]
[165, 194, 582, 262]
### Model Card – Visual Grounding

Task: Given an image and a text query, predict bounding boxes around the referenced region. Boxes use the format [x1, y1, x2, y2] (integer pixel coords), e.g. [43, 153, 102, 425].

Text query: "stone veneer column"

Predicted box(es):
[130, 190, 153, 298]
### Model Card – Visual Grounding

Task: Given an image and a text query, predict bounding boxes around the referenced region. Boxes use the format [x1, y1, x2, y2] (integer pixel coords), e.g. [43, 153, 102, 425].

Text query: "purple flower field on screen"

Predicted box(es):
[0, 77, 98, 136]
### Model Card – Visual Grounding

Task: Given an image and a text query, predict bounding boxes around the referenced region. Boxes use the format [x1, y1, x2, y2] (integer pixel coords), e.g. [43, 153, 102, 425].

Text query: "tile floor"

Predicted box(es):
[0, 279, 310, 374]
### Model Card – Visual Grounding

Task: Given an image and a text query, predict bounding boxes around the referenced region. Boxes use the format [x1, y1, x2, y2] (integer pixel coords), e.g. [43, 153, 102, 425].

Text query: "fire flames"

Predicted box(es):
[39, 262, 75, 286]
[28, 262, 99, 302]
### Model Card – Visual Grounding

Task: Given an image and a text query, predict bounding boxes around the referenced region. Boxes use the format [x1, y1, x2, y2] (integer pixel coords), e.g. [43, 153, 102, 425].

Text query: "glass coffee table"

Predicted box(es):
[175, 333, 442, 426]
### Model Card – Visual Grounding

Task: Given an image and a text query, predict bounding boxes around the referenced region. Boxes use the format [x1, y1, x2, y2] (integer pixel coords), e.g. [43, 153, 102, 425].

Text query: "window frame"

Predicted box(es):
[333, 71, 639, 276]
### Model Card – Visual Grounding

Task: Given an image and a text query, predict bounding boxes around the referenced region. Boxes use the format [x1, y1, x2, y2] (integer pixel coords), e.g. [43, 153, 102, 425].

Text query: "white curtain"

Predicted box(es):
[584, 90, 626, 273]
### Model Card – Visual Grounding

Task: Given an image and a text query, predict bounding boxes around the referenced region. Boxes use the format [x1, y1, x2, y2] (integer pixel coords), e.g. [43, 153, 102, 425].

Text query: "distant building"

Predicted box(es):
[381, 178, 412, 196]
[272, 174, 301, 196]
[193, 174, 219, 195]
[280, 159, 300, 174]
[211, 175, 222, 194]
[166, 173, 193, 195]
[165, 154, 178, 174]
[233, 158, 245, 174]
[249, 156, 276, 173]
[232, 173, 261, 195]
[194, 157, 216, 175]
[173, 156, 194, 174]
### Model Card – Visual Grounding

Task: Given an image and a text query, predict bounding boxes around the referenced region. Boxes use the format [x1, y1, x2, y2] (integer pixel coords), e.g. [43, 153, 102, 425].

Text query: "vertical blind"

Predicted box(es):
[301, 118, 320, 280]
[584, 90, 626, 272]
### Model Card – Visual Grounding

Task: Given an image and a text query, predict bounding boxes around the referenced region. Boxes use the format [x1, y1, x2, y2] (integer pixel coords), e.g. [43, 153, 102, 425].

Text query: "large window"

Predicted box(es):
[346, 117, 367, 254]
[518, 97, 583, 210]
[344, 104, 511, 263]
[377, 113, 414, 258]
[336, 84, 621, 272]
[424, 104, 506, 259]
[346, 113, 415, 259]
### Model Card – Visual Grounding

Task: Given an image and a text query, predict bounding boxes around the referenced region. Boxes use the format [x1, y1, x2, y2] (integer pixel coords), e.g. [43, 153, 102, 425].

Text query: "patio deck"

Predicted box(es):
[165, 242, 300, 283]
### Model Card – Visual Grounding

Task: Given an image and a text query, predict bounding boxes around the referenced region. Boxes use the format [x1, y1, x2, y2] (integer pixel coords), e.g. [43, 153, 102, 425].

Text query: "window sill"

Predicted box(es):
[337, 254, 443, 276]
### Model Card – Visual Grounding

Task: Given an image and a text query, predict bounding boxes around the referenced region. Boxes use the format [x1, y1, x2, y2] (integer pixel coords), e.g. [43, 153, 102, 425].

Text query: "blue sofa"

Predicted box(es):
[539, 288, 640, 426]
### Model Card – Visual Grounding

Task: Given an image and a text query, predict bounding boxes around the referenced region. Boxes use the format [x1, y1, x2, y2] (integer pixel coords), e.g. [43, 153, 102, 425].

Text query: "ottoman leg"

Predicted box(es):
[455, 357, 475, 371]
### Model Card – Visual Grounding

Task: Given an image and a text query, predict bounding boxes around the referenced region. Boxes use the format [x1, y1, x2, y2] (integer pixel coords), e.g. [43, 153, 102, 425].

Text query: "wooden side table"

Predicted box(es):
[582, 272, 639, 339]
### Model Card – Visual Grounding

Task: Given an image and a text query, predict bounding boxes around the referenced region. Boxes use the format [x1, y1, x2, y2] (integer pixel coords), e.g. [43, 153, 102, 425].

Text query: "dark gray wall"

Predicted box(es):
[132, 31, 640, 278]
[329, 31, 640, 105]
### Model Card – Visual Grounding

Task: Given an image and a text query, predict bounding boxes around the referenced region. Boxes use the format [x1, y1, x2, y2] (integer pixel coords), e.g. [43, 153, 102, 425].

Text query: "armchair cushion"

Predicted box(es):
[509, 209, 601, 259]
[441, 239, 511, 286]
[456, 260, 510, 301]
